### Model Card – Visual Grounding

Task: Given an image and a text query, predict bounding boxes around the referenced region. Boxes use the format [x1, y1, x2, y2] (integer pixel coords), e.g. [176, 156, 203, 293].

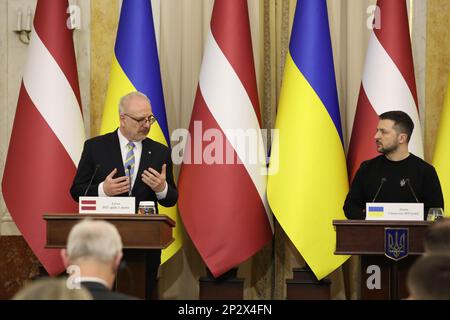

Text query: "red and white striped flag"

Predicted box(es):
[178, 0, 273, 277]
[1, 0, 85, 275]
[347, 0, 423, 181]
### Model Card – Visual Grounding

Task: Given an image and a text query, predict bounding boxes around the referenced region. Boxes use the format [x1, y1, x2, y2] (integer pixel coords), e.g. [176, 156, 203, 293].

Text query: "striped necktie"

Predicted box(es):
[125, 141, 135, 180]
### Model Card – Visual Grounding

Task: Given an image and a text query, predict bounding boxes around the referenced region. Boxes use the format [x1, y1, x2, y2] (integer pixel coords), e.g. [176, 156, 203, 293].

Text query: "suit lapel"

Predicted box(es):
[133, 138, 153, 194]
[109, 129, 126, 177]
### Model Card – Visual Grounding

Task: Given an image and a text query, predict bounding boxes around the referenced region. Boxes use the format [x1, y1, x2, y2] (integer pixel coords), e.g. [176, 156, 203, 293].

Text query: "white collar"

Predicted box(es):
[117, 129, 142, 148]
[76, 276, 109, 288]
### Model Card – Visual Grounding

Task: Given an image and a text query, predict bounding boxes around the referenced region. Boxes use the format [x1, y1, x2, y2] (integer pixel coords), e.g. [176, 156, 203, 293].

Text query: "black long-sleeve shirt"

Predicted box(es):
[343, 154, 444, 220]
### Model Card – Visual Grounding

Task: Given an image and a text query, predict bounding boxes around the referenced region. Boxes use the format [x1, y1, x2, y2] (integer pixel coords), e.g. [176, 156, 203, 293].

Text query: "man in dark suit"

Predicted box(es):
[61, 219, 137, 300]
[70, 91, 178, 298]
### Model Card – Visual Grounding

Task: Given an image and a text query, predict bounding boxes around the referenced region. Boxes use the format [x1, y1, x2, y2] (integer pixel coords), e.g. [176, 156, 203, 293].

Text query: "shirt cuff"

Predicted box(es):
[98, 182, 107, 197]
[156, 182, 168, 200]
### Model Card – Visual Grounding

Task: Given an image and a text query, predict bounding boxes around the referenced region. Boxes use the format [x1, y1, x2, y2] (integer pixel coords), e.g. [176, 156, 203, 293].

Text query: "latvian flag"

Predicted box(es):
[1, 0, 85, 275]
[347, 0, 423, 181]
[80, 199, 97, 211]
[178, 0, 273, 277]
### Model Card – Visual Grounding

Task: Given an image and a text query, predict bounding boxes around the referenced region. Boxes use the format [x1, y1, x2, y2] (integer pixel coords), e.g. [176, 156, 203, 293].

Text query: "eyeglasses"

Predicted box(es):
[124, 113, 156, 125]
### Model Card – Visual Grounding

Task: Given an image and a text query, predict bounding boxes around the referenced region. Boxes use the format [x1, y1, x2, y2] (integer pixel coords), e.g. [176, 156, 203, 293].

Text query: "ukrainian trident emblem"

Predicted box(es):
[384, 228, 409, 261]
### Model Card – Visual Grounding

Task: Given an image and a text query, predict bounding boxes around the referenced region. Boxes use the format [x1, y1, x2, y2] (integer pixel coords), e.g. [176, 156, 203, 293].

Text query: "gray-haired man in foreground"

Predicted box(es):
[61, 219, 137, 300]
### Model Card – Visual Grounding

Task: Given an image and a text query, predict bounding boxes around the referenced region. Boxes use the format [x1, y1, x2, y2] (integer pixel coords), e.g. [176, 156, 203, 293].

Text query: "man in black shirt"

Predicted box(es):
[344, 111, 444, 220]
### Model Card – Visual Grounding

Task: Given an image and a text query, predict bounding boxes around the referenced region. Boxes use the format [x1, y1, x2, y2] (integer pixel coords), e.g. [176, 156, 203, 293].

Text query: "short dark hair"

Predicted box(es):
[424, 219, 450, 254]
[407, 255, 450, 300]
[379, 111, 414, 142]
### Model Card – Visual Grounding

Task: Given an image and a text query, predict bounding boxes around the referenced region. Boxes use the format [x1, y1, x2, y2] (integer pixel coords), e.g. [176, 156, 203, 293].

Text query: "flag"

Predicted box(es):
[1, 0, 85, 275]
[433, 73, 450, 217]
[177, 0, 273, 278]
[99, 0, 181, 263]
[267, 0, 349, 280]
[347, 0, 423, 181]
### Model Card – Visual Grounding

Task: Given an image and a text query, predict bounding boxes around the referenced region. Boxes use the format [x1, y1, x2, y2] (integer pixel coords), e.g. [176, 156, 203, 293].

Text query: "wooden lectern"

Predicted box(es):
[333, 220, 431, 300]
[43, 214, 175, 300]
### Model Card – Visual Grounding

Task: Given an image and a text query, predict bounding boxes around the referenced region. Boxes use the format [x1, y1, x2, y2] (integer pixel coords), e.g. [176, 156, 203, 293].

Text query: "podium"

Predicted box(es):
[333, 220, 431, 300]
[43, 214, 175, 299]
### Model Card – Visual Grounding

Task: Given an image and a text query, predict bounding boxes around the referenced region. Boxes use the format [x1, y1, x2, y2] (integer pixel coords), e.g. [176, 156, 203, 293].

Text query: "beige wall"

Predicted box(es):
[91, 0, 119, 137]
[425, 0, 450, 161]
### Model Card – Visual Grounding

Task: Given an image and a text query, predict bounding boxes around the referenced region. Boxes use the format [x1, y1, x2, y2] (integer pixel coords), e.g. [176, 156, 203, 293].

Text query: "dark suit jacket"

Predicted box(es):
[70, 130, 175, 295]
[81, 281, 138, 300]
[70, 129, 178, 211]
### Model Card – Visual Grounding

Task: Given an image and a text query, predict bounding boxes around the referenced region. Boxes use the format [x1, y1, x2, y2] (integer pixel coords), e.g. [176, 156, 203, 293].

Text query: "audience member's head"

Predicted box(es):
[424, 218, 450, 254]
[61, 219, 123, 289]
[407, 254, 450, 300]
[12, 277, 92, 300]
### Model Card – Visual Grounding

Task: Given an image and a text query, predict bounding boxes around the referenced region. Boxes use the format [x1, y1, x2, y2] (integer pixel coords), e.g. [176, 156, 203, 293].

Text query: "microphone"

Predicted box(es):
[405, 178, 419, 203]
[126, 165, 132, 196]
[83, 164, 100, 196]
[372, 177, 387, 202]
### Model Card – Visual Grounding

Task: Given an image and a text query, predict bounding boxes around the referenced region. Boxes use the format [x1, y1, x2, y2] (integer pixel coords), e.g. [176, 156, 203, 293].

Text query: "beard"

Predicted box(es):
[377, 142, 399, 155]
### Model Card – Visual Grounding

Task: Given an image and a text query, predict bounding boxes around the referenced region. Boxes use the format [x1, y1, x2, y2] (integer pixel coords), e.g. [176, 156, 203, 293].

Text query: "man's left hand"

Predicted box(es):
[142, 164, 167, 193]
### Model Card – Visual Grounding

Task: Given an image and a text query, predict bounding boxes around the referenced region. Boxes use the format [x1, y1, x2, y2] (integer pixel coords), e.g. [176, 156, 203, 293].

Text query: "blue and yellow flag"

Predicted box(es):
[100, 0, 181, 263]
[267, 0, 349, 280]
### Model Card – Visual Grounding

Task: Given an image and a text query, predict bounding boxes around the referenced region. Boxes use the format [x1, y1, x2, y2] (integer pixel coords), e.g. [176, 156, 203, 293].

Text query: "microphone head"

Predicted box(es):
[127, 165, 131, 170]
[372, 177, 387, 202]
[83, 164, 100, 197]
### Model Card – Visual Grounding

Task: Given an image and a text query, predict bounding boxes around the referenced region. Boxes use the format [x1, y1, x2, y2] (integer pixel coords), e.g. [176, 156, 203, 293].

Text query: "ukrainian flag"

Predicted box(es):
[267, 0, 349, 280]
[100, 0, 182, 263]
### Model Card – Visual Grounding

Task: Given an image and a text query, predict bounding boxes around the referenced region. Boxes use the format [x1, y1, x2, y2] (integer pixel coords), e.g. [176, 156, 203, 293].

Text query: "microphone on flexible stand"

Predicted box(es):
[372, 177, 387, 202]
[83, 164, 100, 196]
[405, 178, 419, 203]
[126, 165, 132, 196]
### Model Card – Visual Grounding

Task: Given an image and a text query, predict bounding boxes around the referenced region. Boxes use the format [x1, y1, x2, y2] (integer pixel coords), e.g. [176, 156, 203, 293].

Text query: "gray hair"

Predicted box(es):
[119, 91, 151, 114]
[13, 277, 92, 300]
[66, 219, 123, 263]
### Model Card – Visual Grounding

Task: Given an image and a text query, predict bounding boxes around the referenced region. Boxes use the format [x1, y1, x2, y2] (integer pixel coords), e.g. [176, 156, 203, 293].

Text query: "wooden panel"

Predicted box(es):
[361, 256, 391, 300]
[199, 268, 244, 300]
[44, 214, 175, 249]
[0, 236, 40, 299]
[334, 220, 428, 300]
[43, 213, 175, 299]
[360, 255, 417, 300]
[334, 220, 431, 255]
[115, 250, 147, 299]
[286, 268, 331, 300]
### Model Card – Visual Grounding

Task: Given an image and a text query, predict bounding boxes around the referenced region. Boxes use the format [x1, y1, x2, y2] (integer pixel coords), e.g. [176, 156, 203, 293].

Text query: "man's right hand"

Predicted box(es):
[103, 168, 130, 196]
